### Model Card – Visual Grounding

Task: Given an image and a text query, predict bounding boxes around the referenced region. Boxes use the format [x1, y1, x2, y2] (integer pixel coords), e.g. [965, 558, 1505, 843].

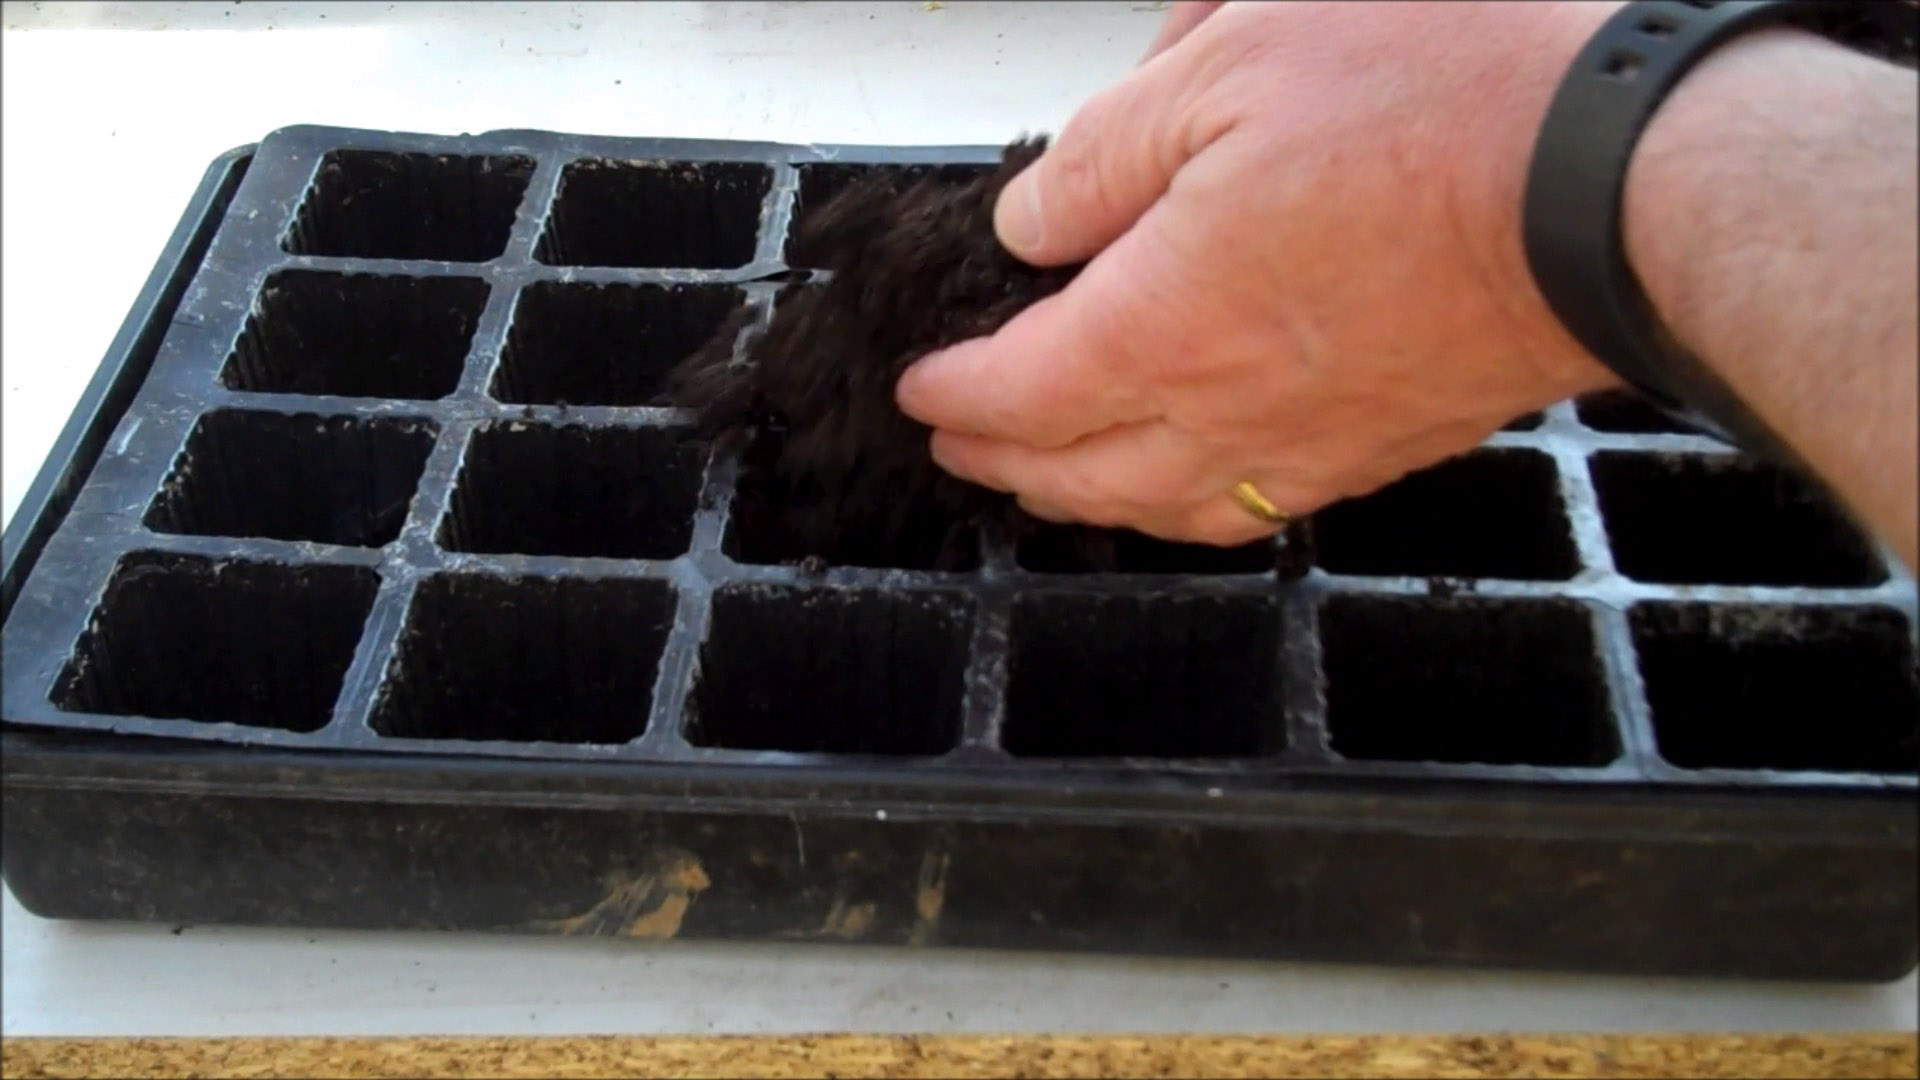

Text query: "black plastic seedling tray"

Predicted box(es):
[4, 125, 1917, 981]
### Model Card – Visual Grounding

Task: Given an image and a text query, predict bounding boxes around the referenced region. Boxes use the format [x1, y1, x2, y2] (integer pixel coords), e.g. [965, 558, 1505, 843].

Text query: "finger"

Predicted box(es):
[1139, 1, 1227, 65]
[1167, 492, 1296, 548]
[1124, 471, 1309, 547]
[896, 254, 1159, 447]
[1016, 495, 1080, 524]
[929, 421, 1221, 530]
[994, 30, 1226, 266]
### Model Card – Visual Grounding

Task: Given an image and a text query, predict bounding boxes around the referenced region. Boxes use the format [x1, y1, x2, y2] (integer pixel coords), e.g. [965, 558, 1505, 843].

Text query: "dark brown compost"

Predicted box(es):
[667, 137, 1092, 571]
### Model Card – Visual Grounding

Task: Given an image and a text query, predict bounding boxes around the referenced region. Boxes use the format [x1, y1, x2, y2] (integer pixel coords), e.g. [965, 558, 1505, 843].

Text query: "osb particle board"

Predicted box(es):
[2, 1033, 1916, 1079]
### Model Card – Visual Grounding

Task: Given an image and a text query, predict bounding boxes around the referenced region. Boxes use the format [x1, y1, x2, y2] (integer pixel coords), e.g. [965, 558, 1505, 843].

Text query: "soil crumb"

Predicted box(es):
[1428, 575, 1476, 600]
[667, 137, 1088, 571]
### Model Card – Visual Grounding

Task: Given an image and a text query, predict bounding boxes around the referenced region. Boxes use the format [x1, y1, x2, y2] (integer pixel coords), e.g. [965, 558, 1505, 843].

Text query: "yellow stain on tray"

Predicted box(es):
[536, 850, 710, 940]
[907, 851, 950, 947]
[820, 898, 879, 940]
[776, 863, 879, 942]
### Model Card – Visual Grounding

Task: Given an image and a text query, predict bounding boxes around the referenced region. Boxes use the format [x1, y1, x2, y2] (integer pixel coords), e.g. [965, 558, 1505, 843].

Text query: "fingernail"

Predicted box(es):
[894, 349, 945, 420]
[995, 170, 1044, 256]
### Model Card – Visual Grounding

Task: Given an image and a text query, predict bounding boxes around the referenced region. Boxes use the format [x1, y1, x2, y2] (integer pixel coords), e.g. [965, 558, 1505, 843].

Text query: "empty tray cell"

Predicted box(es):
[440, 422, 704, 560]
[723, 468, 981, 572]
[145, 409, 437, 547]
[222, 270, 487, 400]
[285, 149, 534, 262]
[1312, 449, 1579, 580]
[1003, 592, 1284, 758]
[786, 162, 994, 267]
[1590, 452, 1885, 586]
[1575, 389, 1706, 435]
[1632, 603, 1919, 775]
[688, 584, 971, 755]
[372, 574, 674, 744]
[535, 158, 771, 269]
[52, 553, 377, 733]
[1016, 525, 1275, 575]
[1322, 595, 1617, 767]
[492, 281, 743, 406]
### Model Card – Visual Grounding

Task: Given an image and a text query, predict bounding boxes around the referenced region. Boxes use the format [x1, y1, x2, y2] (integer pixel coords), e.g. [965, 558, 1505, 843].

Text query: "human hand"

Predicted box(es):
[1138, 1, 1227, 64]
[896, 1, 1627, 545]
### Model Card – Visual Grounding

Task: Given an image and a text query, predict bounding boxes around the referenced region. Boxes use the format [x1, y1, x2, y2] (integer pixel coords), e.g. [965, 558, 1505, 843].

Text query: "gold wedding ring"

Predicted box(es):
[1229, 481, 1289, 526]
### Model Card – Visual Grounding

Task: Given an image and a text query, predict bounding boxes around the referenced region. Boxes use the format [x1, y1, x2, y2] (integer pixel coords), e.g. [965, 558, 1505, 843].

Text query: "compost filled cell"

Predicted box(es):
[786, 162, 994, 267]
[1575, 390, 1707, 436]
[144, 409, 436, 548]
[372, 573, 673, 744]
[535, 159, 771, 269]
[1632, 602, 1920, 775]
[285, 149, 533, 262]
[687, 584, 971, 756]
[1015, 525, 1276, 575]
[221, 270, 487, 400]
[1591, 452, 1886, 587]
[492, 281, 743, 406]
[1311, 449, 1580, 581]
[439, 422, 704, 560]
[1322, 595, 1618, 767]
[1003, 592, 1284, 758]
[1502, 411, 1545, 432]
[51, 552, 377, 733]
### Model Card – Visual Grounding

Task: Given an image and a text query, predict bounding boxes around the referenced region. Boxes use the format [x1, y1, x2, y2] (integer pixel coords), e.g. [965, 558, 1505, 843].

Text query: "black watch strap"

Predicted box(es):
[1522, 0, 1919, 446]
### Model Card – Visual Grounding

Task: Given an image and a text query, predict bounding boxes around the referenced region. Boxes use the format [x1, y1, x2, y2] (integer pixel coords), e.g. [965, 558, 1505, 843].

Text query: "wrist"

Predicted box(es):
[1619, 25, 1869, 367]
[1619, 21, 1918, 561]
[1621, 13, 1920, 380]
[1460, 1, 1632, 403]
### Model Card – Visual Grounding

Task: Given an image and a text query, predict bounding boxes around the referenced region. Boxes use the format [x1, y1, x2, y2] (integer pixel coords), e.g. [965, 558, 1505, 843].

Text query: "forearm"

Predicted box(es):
[1623, 27, 1919, 570]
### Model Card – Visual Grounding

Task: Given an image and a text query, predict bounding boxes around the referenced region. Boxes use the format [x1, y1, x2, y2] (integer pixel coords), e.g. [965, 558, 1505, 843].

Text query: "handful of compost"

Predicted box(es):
[668, 137, 1100, 571]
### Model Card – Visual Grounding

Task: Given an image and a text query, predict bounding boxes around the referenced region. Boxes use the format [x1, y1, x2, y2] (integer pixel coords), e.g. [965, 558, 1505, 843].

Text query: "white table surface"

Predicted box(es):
[3, 0, 1915, 1038]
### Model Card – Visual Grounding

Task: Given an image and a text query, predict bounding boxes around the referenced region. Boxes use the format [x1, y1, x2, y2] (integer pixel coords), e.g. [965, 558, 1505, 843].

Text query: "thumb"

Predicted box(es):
[996, 34, 1219, 267]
